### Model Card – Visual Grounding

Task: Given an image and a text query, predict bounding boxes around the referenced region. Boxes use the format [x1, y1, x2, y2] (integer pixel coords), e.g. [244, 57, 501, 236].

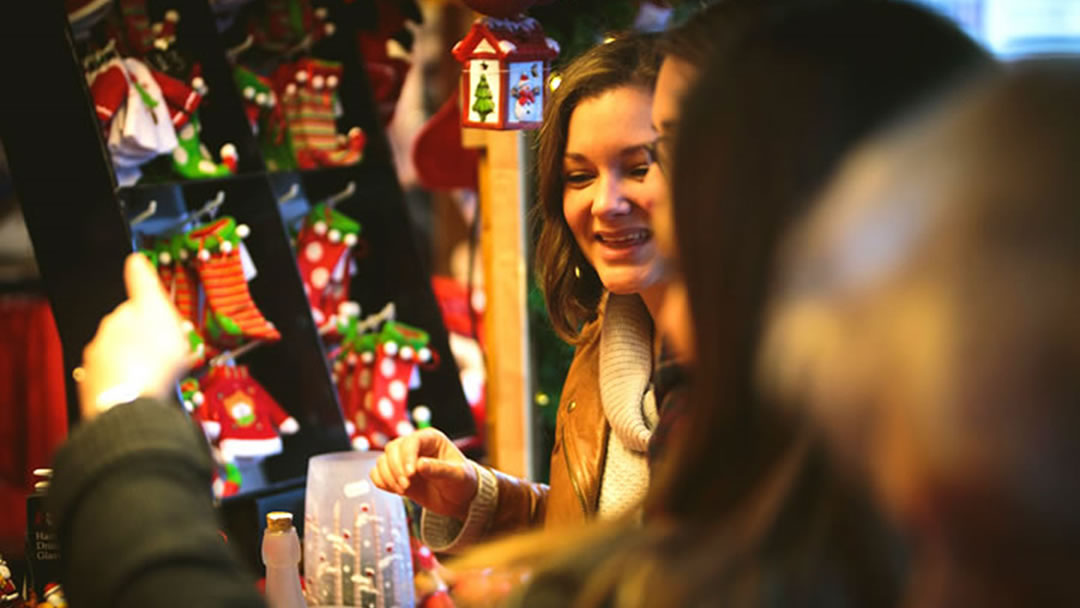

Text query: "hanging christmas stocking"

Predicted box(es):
[183, 217, 281, 348]
[234, 65, 277, 134]
[195, 364, 299, 463]
[172, 112, 239, 179]
[334, 329, 378, 450]
[296, 202, 360, 330]
[277, 58, 366, 169]
[364, 321, 435, 448]
[143, 239, 213, 365]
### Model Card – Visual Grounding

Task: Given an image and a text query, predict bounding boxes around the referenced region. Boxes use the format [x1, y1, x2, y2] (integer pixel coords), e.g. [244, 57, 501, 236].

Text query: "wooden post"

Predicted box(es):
[463, 128, 533, 479]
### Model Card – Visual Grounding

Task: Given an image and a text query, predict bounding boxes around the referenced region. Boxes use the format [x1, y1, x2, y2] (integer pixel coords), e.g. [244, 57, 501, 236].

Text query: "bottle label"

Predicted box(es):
[26, 492, 61, 597]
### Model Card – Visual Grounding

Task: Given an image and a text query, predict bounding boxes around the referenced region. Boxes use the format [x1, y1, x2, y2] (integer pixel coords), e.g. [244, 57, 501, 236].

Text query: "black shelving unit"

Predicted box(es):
[0, 0, 474, 573]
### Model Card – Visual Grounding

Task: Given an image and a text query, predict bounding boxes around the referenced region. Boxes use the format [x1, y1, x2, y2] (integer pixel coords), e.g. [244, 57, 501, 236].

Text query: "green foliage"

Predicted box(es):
[530, 0, 639, 65]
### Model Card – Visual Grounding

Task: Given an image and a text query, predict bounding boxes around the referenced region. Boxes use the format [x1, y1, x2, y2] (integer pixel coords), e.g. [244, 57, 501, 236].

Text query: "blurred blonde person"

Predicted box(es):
[763, 62, 1080, 607]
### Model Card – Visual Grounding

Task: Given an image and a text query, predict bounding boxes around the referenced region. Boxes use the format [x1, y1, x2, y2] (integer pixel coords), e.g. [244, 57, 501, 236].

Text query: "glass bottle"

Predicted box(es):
[261, 511, 306, 608]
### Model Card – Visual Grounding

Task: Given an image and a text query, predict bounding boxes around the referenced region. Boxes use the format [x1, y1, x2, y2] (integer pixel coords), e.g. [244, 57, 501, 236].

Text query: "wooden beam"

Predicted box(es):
[464, 128, 532, 479]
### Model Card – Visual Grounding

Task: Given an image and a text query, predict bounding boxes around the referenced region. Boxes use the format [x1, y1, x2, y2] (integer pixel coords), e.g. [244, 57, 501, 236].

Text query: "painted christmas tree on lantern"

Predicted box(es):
[472, 72, 495, 123]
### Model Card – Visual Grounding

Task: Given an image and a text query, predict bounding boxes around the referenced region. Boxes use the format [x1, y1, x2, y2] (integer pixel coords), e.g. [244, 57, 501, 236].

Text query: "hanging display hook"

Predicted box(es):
[129, 200, 158, 226]
[325, 181, 356, 210]
[163, 190, 227, 233]
[355, 302, 396, 334]
[277, 183, 301, 205]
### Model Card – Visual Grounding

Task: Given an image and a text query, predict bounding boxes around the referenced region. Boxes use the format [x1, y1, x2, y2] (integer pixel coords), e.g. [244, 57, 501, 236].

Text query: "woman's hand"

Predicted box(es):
[371, 428, 478, 521]
[78, 253, 189, 420]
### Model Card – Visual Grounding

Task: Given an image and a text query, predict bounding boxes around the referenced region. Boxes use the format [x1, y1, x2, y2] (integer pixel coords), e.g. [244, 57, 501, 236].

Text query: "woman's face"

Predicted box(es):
[562, 85, 666, 298]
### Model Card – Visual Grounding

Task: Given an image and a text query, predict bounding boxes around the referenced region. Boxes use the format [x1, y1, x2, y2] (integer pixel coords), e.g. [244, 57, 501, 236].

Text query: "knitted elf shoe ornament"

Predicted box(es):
[212, 461, 244, 499]
[276, 58, 366, 169]
[334, 328, 378, 450]
[364, 321, 435, 448]
[173, 113, 239, 179]
[233, 65, 278, 134]
[182, 217, 281, 348]
[296, 202, 360, 330]
[195, 364, 299, 463]
[142, 239, 212, 366]
[179, 376, 205, 414]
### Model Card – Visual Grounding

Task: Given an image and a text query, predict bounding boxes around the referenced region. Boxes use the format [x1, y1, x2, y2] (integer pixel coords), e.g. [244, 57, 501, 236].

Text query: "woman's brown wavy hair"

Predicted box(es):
[533, 34, 661, 344]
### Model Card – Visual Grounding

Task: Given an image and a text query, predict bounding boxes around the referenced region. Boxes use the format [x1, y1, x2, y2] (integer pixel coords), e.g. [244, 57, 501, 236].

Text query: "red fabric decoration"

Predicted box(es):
[412, 96, 479, 191]
[195, 365, 298, 462]
[0, 297, 67, 561]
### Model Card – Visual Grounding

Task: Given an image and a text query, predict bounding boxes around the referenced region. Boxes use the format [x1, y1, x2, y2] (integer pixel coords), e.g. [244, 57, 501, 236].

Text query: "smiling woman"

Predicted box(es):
[369, 34, 673, 555]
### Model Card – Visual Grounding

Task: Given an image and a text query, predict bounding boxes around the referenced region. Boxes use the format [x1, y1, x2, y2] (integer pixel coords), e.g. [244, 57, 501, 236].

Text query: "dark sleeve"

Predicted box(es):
[49, 398, 265, 608]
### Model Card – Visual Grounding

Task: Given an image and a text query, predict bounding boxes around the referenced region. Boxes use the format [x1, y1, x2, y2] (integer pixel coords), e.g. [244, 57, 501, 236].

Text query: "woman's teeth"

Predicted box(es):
[596, 230, 650, 246]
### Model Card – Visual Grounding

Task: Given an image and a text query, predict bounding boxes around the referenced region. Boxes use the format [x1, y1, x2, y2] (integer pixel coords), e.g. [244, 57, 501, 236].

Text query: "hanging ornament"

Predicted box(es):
[274, 58, 366, 169]
[296, 202, 361, 331]
[452, 15, 558, 130]
[195, 365, 300, 464]
[181, 216, 281, 349]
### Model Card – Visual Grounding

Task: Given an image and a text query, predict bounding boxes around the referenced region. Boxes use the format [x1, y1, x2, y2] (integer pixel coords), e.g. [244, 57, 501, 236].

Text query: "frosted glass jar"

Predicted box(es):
[304, 451, 414, 608]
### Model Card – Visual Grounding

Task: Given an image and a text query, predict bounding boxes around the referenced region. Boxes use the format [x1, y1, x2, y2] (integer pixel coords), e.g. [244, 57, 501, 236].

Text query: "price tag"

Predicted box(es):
[239, 242, 258, 281]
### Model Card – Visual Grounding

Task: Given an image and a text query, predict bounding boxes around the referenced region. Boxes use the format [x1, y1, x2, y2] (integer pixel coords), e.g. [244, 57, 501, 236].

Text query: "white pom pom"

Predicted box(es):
[314, 7, 328, 18]
[400, 346, 415, 361]
[324, 22, 336, 36]
[198, 249, 210, 261]
[220, 240, 233, 253]
[383, 341, 399, 357]
[327, 75, 339, 89]
[285, 83, 297, 96]
[220, 143, 237, 160]
[312, 75, 325, 90]
[180, 320, 194, 332]
[243, 86, 255, 99]
[235, 224, 250, 238]
[360, 351, 375, 364]
[193, 391, 205, 405]
[165, 9, 179, 22]
[313, 221, 327, 235]
[295, 69, 309, 83]
[352, 436, 370, 451]
[255, 92, 267, 105]
[328, 228, 341, 243]
[192, 76, 206, 93]
[418, 347, 432, 363]
[158, 251, 172, 265]
[338, 301, 360, 319]
[412, 405, 431, 425]
[178, 248, 189, 260]
[343, 233, 357, 246]
[347, 352, 358, 365]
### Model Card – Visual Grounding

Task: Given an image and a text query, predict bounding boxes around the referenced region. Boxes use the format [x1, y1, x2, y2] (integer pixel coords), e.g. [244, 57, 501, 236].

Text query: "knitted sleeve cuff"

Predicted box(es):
[50, 398, 213, 534]
[420, 461, 498, 553]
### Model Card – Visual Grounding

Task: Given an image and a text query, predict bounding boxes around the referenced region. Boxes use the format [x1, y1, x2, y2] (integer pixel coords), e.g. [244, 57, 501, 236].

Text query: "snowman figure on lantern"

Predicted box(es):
[453, 15, 558, 130]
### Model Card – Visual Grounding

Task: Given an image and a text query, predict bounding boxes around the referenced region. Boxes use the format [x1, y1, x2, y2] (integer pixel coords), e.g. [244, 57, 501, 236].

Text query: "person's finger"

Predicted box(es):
[401, 432, 422, 477]
[124, 253, 169, 305]
[416, 457, 464, 482]
[376, 452, 402, 494]
[369, 462, 390, 492]
[384, 438, 410, 490]
[413, 428, 457, 461]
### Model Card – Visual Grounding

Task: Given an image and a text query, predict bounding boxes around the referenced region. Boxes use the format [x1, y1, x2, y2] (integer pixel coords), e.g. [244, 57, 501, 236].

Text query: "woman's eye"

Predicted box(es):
[565, 171, 594, 186]
[629, 164, 650, 179]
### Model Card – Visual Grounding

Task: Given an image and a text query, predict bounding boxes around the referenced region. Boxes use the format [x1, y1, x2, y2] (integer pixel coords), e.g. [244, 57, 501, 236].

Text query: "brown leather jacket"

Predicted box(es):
[485, 313, 609, 537]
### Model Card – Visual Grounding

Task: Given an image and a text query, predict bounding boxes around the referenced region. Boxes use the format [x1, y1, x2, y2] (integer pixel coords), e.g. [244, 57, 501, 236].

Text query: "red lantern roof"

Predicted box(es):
[452, 16, 559, 63]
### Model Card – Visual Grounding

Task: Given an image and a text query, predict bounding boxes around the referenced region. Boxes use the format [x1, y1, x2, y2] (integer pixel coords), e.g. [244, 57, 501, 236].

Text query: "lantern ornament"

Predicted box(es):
[452, 16, 559, 130]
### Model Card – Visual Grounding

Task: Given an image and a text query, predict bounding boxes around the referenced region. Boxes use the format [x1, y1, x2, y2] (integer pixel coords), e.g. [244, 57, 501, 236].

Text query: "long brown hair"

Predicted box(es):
[533, 34, 661, 343]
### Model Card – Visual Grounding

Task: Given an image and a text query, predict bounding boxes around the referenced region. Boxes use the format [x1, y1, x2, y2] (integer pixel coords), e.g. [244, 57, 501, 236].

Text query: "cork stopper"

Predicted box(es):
[266, 511, 294, 532]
